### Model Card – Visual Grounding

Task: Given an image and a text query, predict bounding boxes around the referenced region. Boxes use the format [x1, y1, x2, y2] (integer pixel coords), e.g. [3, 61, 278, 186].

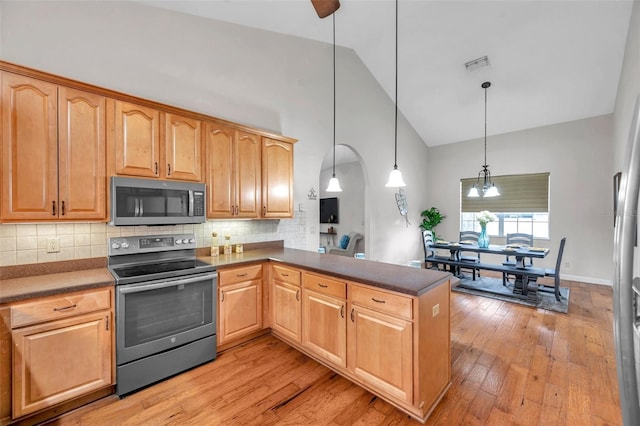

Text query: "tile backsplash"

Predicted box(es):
[0, 212, 306, 267]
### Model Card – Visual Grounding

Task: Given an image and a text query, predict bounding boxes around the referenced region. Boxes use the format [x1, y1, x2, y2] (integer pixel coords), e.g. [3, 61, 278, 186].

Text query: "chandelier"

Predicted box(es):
[468, 81, 499, 197]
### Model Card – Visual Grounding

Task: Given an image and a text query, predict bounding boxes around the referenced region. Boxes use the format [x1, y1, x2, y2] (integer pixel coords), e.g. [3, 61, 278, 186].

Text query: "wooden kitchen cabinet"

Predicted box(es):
[261, 138, 294, 218]
[271, 265, 302, 343]
[1, 73, 106, 221]
[112, 100, 161, 178]
[204, 122, 261, 218]
[218, 264, 263, 345]
[348, 293, 413, 403]
[302, 273, 347, 367]
[8, 288, 113, 420]
[163, 113, 203, 181]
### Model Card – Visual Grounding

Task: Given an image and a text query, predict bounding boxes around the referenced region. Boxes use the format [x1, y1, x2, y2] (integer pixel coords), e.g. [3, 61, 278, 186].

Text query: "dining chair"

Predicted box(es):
[422, 230, 449, 271]
[458, 230, 481, 280]
[539, 237, 566, 301]
[502, 233, 534, 285]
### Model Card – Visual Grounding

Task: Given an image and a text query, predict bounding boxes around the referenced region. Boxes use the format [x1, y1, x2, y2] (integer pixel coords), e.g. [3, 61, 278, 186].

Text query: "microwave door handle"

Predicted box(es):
[139, 199, 144, 217]
[119, 272, 218, 294]
[189, 190, 195, 217]
[134, 198, 140, 217]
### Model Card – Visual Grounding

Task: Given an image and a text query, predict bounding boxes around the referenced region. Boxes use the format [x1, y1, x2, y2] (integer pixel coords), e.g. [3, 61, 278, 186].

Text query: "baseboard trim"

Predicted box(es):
[561, 274, 612, 286]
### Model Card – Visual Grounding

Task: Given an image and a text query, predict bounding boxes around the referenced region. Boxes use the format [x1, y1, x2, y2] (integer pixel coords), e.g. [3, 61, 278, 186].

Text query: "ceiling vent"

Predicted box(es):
[465, 56, 490, 72]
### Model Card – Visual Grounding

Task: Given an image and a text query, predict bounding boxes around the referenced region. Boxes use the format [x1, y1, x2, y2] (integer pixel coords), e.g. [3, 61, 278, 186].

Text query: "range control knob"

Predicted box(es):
[121, 242, 130, 249]
[176, 239, 182, 244]
[182, 238, 190, 244]
[188, 238, 195, 244]
[111, 242, 121, 250]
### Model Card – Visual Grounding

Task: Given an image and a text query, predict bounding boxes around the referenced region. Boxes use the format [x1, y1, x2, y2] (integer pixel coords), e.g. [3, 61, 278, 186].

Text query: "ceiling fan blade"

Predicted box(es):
[311, 0, 340, 18]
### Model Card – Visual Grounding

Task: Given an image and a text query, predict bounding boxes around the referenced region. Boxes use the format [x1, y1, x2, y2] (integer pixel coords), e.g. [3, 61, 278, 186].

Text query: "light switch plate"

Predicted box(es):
[46, 238, 60, 253]
[432, 304, 440, 317]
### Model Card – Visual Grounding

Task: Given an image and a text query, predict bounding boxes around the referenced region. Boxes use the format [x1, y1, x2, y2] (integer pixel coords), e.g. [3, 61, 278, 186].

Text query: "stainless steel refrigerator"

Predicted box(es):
[614, 96, 640, 426]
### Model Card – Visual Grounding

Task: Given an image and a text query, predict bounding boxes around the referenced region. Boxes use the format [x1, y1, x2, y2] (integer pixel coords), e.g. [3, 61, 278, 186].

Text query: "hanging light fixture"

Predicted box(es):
[326, 12, 342, 192]
[385, 0, 406, 188]
[468, 81, 500, 197]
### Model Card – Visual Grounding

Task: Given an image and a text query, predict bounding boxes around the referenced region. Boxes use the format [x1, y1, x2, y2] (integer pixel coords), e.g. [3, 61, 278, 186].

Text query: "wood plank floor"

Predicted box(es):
[47, 279, 622, 425]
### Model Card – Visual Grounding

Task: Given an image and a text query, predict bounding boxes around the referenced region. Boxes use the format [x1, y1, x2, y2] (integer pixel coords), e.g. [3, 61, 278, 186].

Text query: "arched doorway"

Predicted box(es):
[319, 144, 366, 257]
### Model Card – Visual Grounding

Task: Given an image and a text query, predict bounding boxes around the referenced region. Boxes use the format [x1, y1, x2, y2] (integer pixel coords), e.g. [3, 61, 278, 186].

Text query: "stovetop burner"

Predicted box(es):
[107, 233, 216, 285]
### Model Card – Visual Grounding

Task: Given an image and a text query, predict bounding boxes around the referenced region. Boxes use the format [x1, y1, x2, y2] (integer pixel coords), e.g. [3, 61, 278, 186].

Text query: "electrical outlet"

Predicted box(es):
[46, 238, 60, 253]
[432, 304, 440, 317]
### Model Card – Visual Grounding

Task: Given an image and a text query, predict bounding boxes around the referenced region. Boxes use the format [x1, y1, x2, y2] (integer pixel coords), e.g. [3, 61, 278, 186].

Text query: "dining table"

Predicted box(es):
[428, 240, 550, 301]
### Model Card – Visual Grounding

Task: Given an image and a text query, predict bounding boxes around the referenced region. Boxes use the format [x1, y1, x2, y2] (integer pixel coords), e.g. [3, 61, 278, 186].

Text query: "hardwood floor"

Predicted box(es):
[47, 279, 621, 425]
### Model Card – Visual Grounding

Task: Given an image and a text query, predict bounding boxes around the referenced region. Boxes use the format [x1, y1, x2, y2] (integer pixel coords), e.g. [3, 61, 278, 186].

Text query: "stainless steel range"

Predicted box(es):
[108, 233, 217, 396]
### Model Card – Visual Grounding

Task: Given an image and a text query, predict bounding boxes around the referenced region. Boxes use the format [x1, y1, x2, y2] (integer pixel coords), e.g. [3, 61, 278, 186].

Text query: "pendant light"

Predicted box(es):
[326, 12, 342, 192]
[468, 81, 500, 197]
[385, 0, 406, 188]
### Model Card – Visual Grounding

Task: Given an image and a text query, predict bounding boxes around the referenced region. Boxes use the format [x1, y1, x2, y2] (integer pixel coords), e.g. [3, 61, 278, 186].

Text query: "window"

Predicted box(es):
[460, 173, 550, 238]
[461, 212, 549, 238]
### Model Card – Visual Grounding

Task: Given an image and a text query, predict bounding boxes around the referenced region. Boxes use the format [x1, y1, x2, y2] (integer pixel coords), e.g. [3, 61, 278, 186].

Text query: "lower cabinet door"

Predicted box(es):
[302, 290, 346, 368]
[218, 279, 263, 345]
[271, 281, 301, 343]
[348, 305, 413, 403]
[12, 311, 112, 418]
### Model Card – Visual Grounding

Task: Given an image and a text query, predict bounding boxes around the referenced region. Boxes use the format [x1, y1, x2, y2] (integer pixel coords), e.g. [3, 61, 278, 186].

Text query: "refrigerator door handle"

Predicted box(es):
[614, 96, 640, 426]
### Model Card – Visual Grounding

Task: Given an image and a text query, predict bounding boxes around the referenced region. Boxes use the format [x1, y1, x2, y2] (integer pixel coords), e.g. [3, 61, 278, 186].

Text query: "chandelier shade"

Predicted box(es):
[467, 81, 499, 197]
[326, 12, 342, 193]
[385, 0, 406, 188]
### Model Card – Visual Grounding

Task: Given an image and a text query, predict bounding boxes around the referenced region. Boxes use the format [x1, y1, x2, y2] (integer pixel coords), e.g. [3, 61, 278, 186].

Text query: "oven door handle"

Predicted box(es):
[119, 272, 217, 294]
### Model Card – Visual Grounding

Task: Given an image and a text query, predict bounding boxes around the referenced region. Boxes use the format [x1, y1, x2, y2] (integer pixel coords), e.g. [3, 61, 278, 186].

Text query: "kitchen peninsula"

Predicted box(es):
[0, 244, 453, 425]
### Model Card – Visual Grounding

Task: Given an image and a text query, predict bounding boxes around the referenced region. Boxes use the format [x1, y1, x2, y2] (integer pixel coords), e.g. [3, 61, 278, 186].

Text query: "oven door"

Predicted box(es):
[116, 271, 217, 366]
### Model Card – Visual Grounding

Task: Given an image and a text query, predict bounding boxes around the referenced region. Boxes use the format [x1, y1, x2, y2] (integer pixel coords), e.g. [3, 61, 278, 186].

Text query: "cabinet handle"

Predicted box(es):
[340, 305, 344, 318]
[221, 291, 225, 302]
[237, 273, 248, 277]
[236, 206, 239, 215]
[61, 200, 65, 216]
[105, 316, 109, 331]
[52, 201, 56, 216]
[168, 163, 171, 175]
[296, 290, 300, 302]
[318, 283, 328, 288]
[263, 206, 266, 215]
[350, 308, 355, 322]
[155, 162, 158, 174]
[53, 304, 77, 312]
[281, 273, 289, 277]
[371, 298, 386, 304]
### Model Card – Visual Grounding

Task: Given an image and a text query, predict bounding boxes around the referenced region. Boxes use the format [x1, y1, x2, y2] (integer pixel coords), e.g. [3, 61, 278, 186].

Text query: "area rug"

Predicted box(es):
[452, 276, 570, 314]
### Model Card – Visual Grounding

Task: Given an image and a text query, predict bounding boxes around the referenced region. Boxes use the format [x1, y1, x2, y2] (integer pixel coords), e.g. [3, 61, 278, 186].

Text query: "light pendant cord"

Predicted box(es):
[332, 12, 336, 177]
[484, 82, 487, 168]
[393, 0, 398, 169]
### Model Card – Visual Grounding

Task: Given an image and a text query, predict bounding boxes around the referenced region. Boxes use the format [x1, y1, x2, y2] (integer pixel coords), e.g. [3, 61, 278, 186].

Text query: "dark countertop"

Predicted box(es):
[200, 247, 454, 297]
[0, 268, 115, 304]
[0, 246, 453, 304]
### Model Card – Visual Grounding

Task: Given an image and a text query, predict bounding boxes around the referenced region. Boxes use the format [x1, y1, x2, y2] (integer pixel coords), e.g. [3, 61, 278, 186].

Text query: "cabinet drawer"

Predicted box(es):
[272, 264, 301, 286]
[350, 285, 412, 320]
[303, 273, 346, 299]
[11, 288, 111, 329]
[219, 264, 263, 286]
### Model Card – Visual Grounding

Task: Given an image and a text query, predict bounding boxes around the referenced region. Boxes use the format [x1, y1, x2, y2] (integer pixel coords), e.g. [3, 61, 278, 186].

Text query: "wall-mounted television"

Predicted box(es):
[320, 197, 339, 223]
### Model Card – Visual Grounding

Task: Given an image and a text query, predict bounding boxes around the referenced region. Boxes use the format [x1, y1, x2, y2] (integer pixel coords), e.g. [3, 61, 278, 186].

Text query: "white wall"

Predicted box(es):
[428, 115, 614, 284]
[0, 1, 430, 266]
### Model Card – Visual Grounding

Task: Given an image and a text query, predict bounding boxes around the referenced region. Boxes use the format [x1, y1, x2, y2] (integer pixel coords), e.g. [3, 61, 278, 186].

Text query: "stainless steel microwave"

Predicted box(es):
[110, 177, 206, 226]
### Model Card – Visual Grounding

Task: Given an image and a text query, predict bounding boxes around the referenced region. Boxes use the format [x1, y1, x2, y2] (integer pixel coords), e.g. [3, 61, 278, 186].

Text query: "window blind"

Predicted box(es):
[460, 172, 549, 213]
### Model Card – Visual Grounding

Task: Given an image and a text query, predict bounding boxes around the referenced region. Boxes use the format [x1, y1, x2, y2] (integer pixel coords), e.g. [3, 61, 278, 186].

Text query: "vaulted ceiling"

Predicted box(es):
[137, 0, 633, 147]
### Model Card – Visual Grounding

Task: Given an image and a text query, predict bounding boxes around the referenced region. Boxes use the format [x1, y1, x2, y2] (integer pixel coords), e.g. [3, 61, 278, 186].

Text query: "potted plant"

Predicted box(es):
[419, 207, 446, 241]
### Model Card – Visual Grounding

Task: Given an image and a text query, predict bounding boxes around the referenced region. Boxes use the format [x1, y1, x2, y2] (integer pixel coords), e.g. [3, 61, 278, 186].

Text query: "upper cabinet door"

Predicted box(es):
[1, 73, 58, 221]
[262, 138, 293, 218]
[235, 131, 261, 218]
[164, 113, 202, 182]
[58, 87, 106, 220]
[113, 101, 160, 178]
[205, 123, 235, 217]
